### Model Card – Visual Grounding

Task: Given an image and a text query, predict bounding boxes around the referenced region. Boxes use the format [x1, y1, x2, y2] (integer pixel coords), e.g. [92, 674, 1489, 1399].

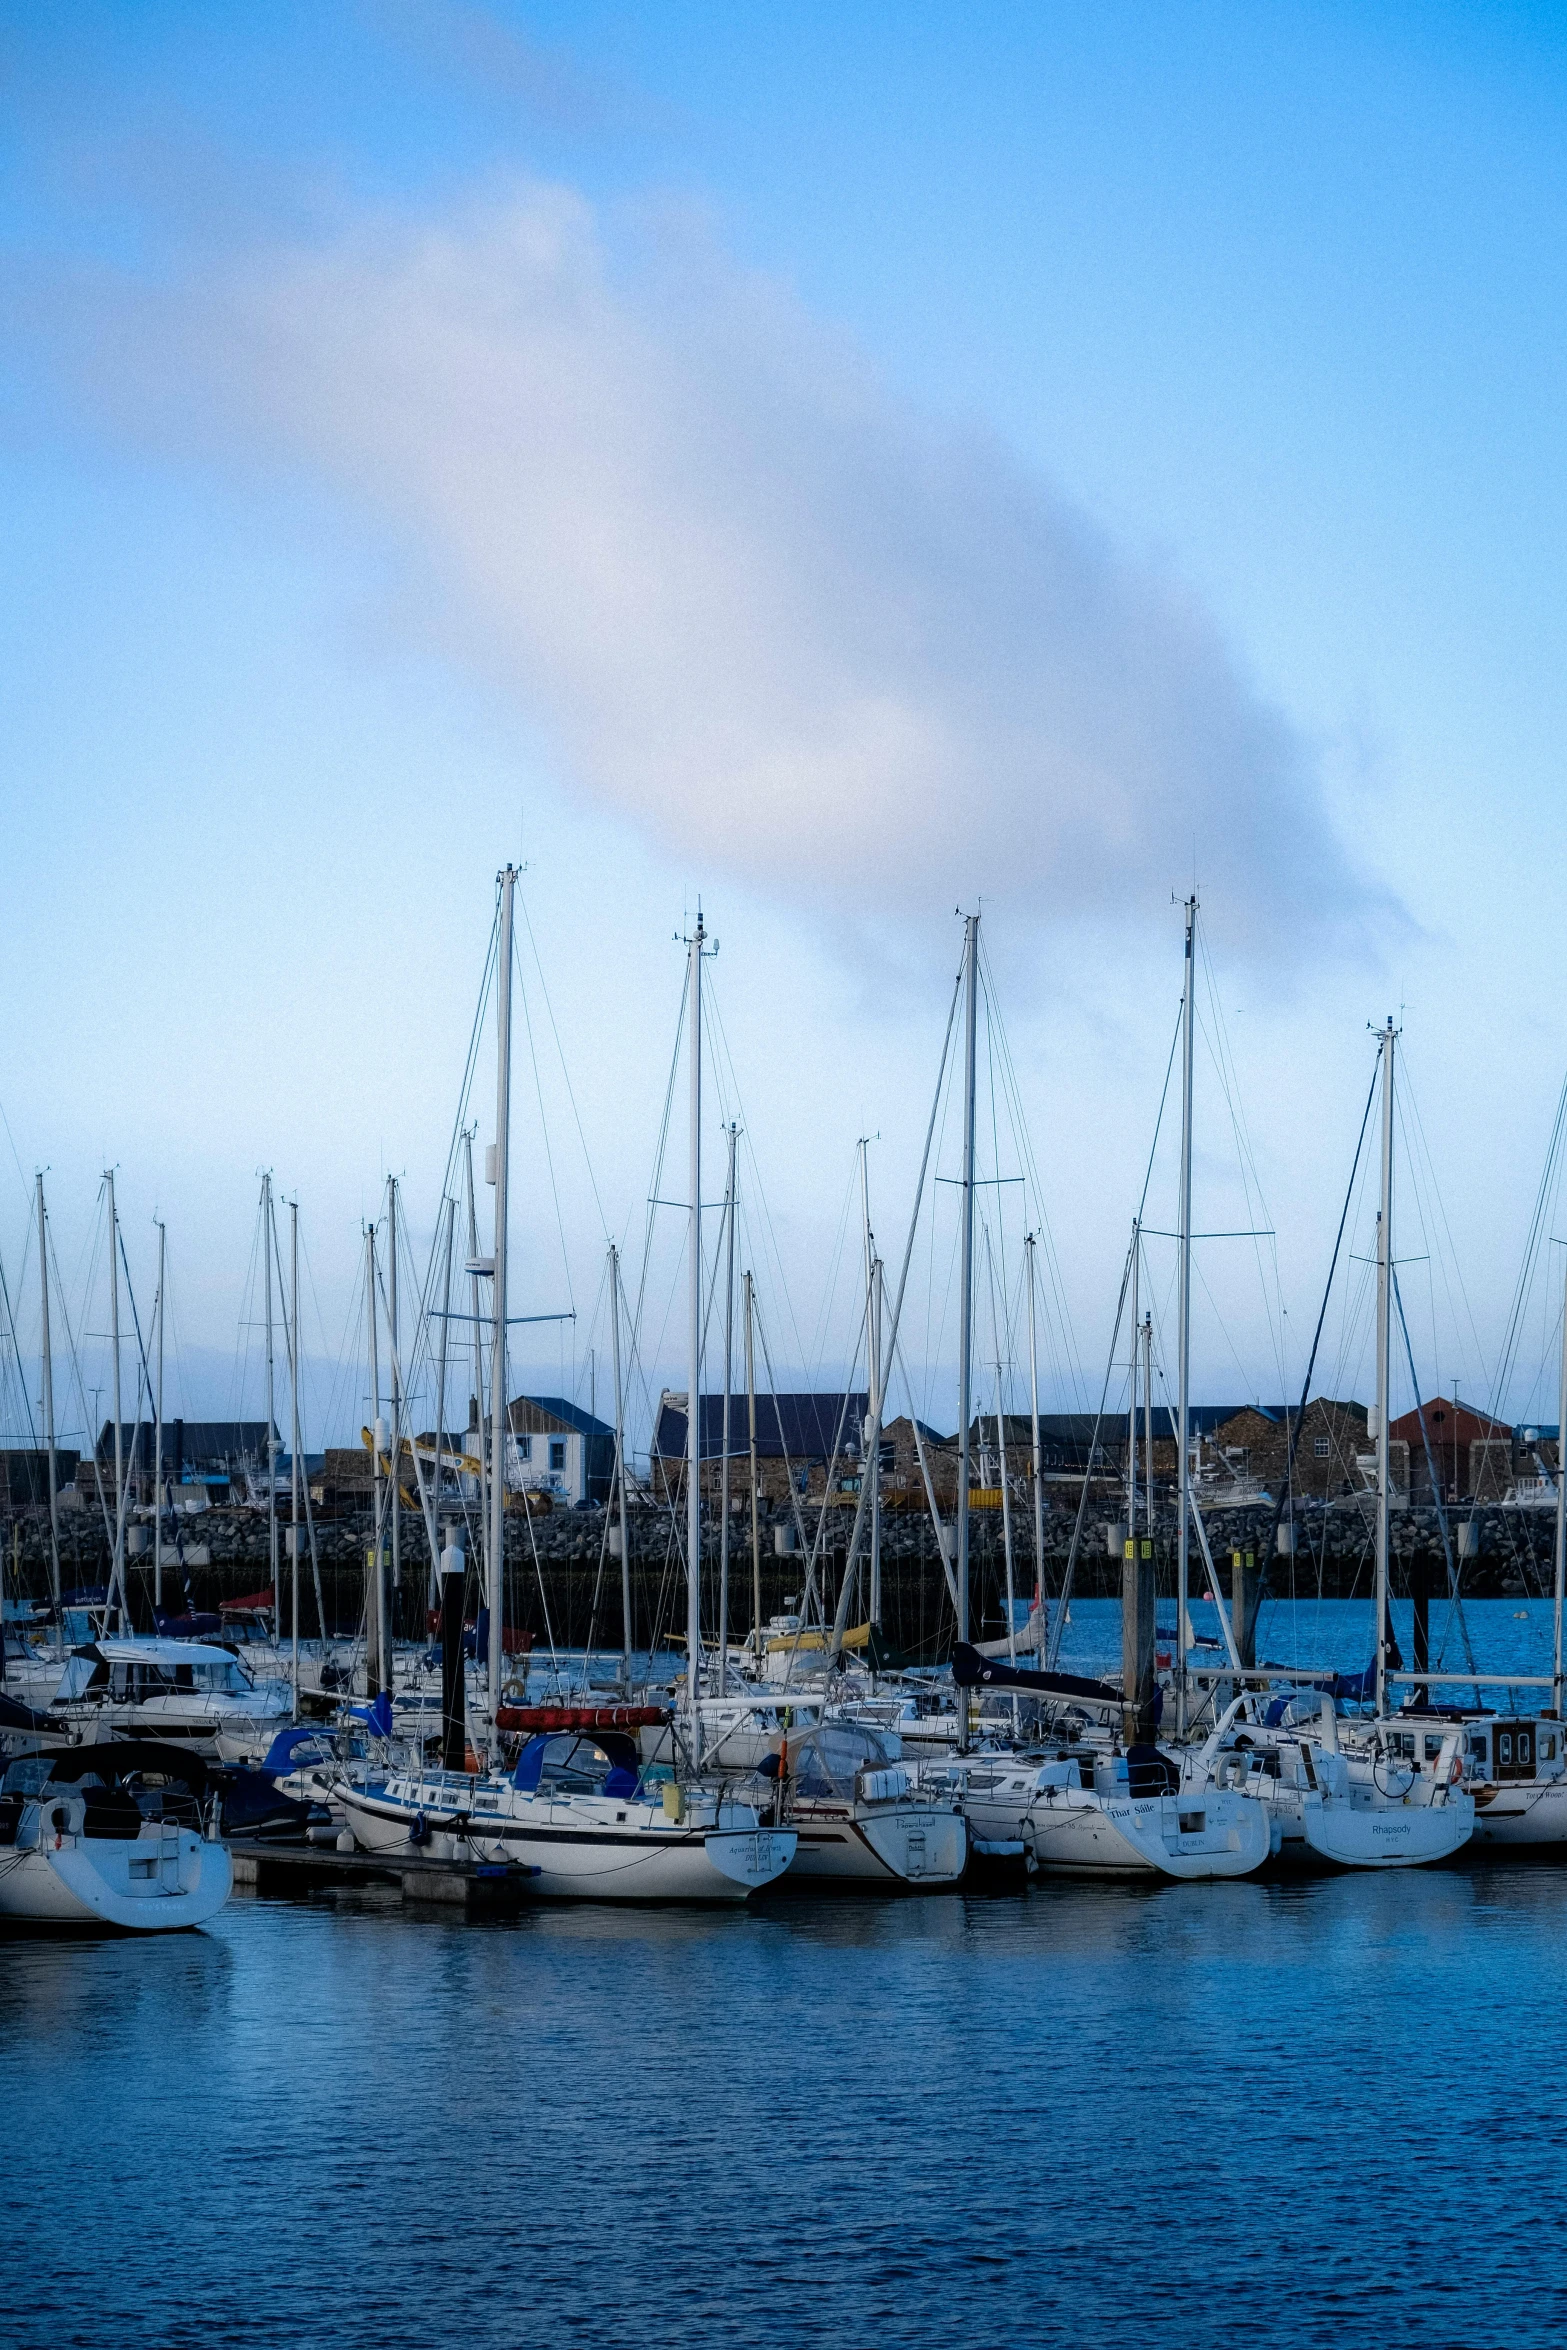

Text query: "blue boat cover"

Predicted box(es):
[259, 1724, 336, 1774]
[348, 1692, 395, 1739]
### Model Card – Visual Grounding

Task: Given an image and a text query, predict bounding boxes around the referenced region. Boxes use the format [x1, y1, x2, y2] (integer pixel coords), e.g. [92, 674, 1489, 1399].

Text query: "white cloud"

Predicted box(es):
[58, 175, 1387, 961]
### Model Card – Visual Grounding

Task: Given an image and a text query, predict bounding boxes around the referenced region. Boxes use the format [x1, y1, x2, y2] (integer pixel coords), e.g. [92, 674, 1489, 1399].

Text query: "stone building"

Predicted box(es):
[652, 1390, 869, 1509]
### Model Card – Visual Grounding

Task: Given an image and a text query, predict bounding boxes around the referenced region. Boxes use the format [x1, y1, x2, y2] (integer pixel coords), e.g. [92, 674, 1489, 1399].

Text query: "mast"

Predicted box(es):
[955, 912, 978, 1750]
[366, 1220, 383, 1699]
[860, 1138, 883, 1629]
[263, 1170, 278, 1643]
[1175, 896, 1197, 1736]
[107, 1169, 125, 1630]
[489, 865, 516, 1728]
[36, 1176, 61, 1638]
[746, 1270, 761, 1664]
[1025, 1232, 1044, 1645]
[609, 1241, 632, 1685]
[433, 1195, 455, 1614]
[289, 1198, 301, 1719]
[463, 1129, 487, 1597]
[1143, 1312, 1154, 1540]
[1554, 1244, 1567, 1719]
[388, 1174, 402, 1665]
[718, 1121, 737, 1695]
[153, 1217, 166, 1613]
[686, 906, 706, 1719]
[1374, 1015, 1397, 1719]
[1127, 1220, 1140, 1543]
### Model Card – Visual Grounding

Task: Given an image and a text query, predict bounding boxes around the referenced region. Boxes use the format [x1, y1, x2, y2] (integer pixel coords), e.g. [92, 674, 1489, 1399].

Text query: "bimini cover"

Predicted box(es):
[513, 1731, 641, 1796]
[45, 1739, 210, 1800]
[788, 1720, 896, 1800]
[260, 1724, 339, 1775]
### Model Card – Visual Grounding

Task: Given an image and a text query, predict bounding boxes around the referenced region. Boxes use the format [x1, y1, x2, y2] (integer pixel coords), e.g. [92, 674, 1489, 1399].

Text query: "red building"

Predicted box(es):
[1388, 1397, 1512, 1503]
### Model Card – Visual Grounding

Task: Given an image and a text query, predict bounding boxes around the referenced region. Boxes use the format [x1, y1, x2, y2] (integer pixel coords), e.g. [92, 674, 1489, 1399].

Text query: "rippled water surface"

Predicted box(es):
[7, 1857, 1567, 2349]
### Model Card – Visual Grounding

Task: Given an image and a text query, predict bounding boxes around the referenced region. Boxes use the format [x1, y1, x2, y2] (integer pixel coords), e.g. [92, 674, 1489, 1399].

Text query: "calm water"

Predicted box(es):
[7, 1862, 1567, 2348]
[1058, 1593, 1561, 1694]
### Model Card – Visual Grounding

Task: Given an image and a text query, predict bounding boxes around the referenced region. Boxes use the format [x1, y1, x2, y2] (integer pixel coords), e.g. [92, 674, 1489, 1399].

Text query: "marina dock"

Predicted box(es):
[226, 1837, 534, 1914]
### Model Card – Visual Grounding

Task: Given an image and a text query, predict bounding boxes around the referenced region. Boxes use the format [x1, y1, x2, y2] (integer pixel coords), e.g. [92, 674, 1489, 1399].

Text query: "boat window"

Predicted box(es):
[1391, 1733, 1415, 1759]
[1499, 1733, 1513, 1765]
[1519, 1729, 1535, 1769]
[1423, 1736, 1445, 1762]
[1543, 1734, 1558, 1763]
[2, 1757, 56, 1797]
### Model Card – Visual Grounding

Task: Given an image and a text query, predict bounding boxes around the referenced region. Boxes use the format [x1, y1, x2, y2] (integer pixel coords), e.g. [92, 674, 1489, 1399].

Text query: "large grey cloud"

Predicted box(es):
[49, 175, 1383, 957]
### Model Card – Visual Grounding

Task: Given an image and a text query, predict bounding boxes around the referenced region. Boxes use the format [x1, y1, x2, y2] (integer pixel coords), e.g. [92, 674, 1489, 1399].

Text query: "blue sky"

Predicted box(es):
[3, 2, 1566, 1455]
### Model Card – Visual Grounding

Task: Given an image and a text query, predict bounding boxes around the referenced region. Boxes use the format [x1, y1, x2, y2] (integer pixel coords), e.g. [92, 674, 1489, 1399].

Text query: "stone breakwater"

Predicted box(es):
[2, 1494, 1547, 1657]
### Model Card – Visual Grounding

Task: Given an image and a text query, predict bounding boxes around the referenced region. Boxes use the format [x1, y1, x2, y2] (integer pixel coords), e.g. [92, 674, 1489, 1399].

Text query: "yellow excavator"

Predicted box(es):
[358, 1428, 552, 1514]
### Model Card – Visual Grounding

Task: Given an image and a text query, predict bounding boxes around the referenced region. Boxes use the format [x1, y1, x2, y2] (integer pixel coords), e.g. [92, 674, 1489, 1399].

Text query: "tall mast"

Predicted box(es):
[263, 1170, 278, 1642]
[746, 1270, 761, 1663]
[1025, 1232, 1044, 1643]
[1127, 1219, 1140, 1541]
[1176, 896, 1197, 1736]
[1143, 1313, 1154, 1540]
[289, 1199, 302, 1718]
[107, 1169, 125, 1630]
[36, 1176, 61, 1638]
[489, 865, 516, 1727]
[717, 1123, 738, 1695]
[686, 906, 706, 1718]
[860, 1138, 883, 1629]
[463, 1129, 487, 1596]
[609, 1242, 632, 1683]
[433, 1196, 455, 1614]
[366, 1221, 383, 1698]
[955, 912, 979, 1749]
[388, 1174, 402, 1661]
[1554, 1244, 1567, 1720]
[1374, 1015, 1397, 1719]
[153, 1217, 166, 1614]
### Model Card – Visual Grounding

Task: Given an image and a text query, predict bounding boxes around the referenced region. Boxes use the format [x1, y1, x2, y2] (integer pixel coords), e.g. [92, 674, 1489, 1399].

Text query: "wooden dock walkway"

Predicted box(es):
[226, 1838, 534, 1914]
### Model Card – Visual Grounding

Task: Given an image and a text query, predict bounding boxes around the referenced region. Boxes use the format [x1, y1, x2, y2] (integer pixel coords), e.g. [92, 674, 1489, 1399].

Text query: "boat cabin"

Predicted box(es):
[54, 1640, 258, 1705]
[1388, 1711, 1563, 1785]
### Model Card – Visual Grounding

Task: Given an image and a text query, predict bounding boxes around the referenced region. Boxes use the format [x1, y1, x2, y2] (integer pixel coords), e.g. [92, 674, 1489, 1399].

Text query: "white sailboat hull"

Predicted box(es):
[1026, 1788, 1270, 1880]
[0, 1830, 232, 1932]
[786, 1801, 966, 1885]
[337, 1781, 795, 1901]
[1469, 1779, 1567, 1846]
[1299, 1790, 1473, 1868]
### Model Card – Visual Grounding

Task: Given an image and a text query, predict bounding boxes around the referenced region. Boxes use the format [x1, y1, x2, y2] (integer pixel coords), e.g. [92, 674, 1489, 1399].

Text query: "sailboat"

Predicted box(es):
[338, 875, 797, 1901]
[0, 1742, 232, 1932]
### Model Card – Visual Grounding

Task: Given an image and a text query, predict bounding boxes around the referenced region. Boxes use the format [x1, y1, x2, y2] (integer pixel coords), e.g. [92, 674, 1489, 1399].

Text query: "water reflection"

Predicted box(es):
[7, 1867, 1567, 2348]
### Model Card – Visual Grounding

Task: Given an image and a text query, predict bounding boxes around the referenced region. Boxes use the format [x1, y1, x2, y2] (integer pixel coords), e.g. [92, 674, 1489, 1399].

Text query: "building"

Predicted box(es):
[92, 1420, 280, 1505]
[1389, 1397, 1515, 1503]
[504, 1397, 616, 1507]
[1204, 1400, 1372, 1502]
[0, 1448, 81, 1505]
[652, 1391, 869, 1507]
[967, 1406, 1280, 1487]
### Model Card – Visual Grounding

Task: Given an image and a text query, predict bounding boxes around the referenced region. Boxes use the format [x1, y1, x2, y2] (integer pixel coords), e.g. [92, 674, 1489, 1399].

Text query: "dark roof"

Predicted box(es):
[983, 1407, 1278, 1449]
[654, 1392, 869, 1463]
[885, 1415, 953, 1446]
[505, 1396, 616, 1441]
[96, 1420, 279, 1469]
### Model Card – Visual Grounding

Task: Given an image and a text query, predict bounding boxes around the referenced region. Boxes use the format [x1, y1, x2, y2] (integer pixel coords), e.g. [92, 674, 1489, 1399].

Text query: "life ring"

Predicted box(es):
[408, 1810, 431, 1847]
[1449, 1754, 1464, 1786]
